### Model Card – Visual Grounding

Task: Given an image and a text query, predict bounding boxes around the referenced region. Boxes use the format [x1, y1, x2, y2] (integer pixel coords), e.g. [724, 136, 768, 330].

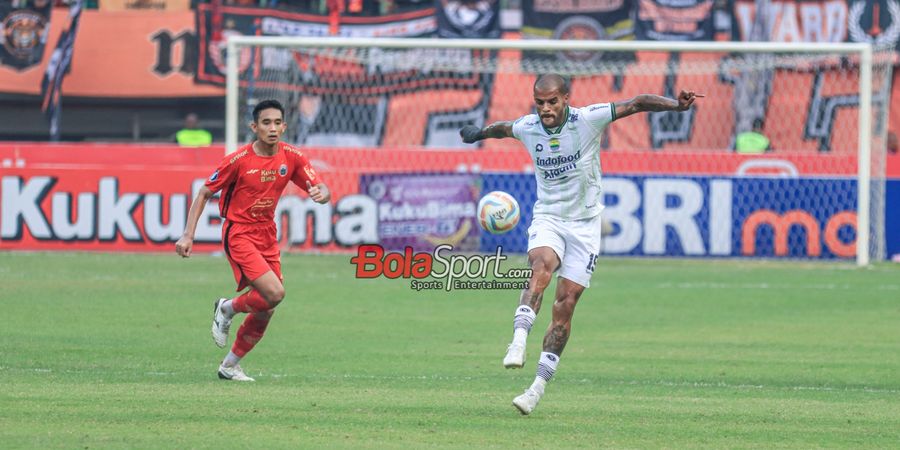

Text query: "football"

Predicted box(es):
[477, 191, 521, 234]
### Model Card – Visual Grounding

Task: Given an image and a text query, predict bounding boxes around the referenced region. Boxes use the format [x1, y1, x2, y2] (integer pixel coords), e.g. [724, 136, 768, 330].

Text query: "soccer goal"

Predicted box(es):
[224, 36, 892, 266]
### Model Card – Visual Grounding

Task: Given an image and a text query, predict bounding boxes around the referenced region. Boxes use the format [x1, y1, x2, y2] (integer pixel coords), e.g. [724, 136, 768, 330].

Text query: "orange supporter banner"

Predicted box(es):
[0, 8, 222, 97]
[100, 0, 192, 12]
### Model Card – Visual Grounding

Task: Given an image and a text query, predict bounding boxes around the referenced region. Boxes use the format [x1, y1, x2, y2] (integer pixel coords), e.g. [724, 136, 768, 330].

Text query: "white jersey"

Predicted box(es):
[512, 103, 616, 220]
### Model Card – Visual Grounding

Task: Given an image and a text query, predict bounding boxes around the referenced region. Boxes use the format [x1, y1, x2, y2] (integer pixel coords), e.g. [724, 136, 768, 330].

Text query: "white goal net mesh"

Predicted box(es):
[230, 39, 893, 263]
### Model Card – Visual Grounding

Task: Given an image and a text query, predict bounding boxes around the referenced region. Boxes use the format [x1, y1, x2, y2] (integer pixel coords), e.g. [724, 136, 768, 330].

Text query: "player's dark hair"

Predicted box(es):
[534, 74, 570, 95]
[252, 100, 285, 122]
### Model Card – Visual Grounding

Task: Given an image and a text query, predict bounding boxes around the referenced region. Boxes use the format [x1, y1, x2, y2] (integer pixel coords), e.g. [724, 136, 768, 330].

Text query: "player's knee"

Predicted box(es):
[263, 285, 285, 307]
[552, 293, 578, 317]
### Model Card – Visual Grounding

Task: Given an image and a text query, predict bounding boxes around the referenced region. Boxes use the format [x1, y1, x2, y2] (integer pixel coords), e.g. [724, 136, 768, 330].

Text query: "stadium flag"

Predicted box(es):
[0, 0, 52, 70]
[519, 0, 635, 72]
[634, 0, 715, 41]
[40, 0, 83, 141]
[194, 2, 437, 86]
[436, 0, 500, 39]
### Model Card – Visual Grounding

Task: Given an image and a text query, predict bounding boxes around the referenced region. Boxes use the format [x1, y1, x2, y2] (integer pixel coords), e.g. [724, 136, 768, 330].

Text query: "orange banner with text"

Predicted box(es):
[0, 8, 222, 97]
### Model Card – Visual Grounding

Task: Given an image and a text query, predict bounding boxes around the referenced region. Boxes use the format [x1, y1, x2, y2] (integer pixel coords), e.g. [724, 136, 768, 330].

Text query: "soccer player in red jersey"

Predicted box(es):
[175, 100, 331, 382]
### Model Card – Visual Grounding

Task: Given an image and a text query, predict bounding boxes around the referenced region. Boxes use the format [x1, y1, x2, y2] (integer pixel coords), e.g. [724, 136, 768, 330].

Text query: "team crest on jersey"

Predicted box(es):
[279, 164, 288, 177]
[209, 170, 219, 182]
[549, 138, 560, 152]
[535, 143, 544, 152]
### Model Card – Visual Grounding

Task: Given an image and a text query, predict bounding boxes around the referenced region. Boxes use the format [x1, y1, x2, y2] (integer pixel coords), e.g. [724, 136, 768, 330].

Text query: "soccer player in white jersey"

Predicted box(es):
[460, 74, 701, 415]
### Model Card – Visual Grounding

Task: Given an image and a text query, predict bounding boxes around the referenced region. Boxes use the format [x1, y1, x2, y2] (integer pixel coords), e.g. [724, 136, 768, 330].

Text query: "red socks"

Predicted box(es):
[232, 290, 270, 313]
[231, 311, 273, 358]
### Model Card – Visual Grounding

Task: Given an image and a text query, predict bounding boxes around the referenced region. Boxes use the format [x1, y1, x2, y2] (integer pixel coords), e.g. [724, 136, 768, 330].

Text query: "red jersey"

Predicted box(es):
[204, 141, 322, 224]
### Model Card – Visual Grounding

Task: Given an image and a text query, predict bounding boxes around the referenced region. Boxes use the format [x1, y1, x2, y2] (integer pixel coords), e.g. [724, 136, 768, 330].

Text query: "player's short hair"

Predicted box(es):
[252, 100, 285, 122]
[534, 74, 570, 95]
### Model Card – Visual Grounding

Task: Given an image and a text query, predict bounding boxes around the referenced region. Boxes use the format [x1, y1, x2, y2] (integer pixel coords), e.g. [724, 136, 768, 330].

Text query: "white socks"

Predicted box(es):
[512, 305, 536, 345]
[222, 351, 241, 367]
[535, 352, 560, 383]
[530, 377, 547, 395]
[221, 300, 236, 318]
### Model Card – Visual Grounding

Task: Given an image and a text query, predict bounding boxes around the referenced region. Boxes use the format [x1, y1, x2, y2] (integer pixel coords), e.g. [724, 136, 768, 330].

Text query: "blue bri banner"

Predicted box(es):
[481, 174, 863, 260]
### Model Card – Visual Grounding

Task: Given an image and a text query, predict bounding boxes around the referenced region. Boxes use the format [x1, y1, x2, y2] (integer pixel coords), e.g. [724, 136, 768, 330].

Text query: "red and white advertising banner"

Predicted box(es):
[4, 143, 897, 253]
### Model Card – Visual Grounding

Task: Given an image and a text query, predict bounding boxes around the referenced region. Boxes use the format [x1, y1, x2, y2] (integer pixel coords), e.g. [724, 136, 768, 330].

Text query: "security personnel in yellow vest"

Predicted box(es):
[735, 118, 771, 154]
[176, 113, 213, 147]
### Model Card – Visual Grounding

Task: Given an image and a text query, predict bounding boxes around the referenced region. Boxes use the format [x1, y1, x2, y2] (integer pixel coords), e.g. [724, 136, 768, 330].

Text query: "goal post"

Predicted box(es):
[225, 36, 891, 266]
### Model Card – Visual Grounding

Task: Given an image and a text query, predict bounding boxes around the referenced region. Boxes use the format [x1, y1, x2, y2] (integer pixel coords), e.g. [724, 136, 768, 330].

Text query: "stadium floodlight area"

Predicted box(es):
[225, 36, 892, 266]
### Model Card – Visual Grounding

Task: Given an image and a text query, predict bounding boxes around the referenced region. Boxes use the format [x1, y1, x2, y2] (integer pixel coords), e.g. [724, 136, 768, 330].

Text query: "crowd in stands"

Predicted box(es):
[41, 0, 431, 14]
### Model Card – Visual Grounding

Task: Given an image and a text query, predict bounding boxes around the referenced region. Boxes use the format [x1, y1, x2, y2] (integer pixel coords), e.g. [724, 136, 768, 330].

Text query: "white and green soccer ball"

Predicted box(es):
[477, 191, 521, 234]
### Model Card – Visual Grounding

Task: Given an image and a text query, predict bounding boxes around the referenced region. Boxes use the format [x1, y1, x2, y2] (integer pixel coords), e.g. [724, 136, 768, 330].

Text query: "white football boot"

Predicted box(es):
[503, 343, 526, 368]
[217, 364, 255, 382]
[512, 388, 543, 415]
[211, 298, 232, 348]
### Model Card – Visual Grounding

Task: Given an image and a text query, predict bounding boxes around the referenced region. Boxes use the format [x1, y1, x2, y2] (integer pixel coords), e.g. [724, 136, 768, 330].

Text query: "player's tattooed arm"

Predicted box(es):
[459, 121, 514, 143]
[613, 90, 702, 120]
[543, 324, 569, 355]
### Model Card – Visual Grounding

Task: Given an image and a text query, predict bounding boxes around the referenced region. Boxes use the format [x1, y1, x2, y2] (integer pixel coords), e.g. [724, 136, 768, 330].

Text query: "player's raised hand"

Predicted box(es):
[306, 181, 331, 204]
[460, 125, 484, 144]
[175, 236, 193, 258]
[677, 90, 704, 111]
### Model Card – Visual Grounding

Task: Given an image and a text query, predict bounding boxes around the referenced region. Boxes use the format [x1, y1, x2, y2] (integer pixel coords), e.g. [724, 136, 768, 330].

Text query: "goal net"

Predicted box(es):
[225, 37, 892, 265]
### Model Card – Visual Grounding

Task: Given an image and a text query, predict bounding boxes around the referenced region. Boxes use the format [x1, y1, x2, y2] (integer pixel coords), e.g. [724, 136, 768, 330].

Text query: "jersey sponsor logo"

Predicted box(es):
[245, 169, 259, 175]
[549, 138, 560, 152]
[284, 145, 304, 157]
[589, 105, 607, 112]
[570, 113, 579, 122]
[304, 166, 317, 181]
[260, 169, 277, 183]
[536, 150, 580, 168]
[542, 162, 577, 180]
[249, 198, 275, 218]
[535, 143, 544, 152]
[209, 170, 219, 182]
[229, 150, 248, 164]
[278, 164, 288, 177]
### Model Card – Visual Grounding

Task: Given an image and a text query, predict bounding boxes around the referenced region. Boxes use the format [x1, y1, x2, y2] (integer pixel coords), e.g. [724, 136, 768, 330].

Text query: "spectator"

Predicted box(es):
[175, 113, 213, 147]
[735, 118, 771, 154]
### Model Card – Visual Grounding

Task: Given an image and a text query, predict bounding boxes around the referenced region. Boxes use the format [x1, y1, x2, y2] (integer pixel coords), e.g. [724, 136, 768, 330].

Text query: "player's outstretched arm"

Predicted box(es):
[613, 90, 703, 121]
[175, 185, 214, 258]
[459, 121, 514, 144]
[306, 181, 331, 204]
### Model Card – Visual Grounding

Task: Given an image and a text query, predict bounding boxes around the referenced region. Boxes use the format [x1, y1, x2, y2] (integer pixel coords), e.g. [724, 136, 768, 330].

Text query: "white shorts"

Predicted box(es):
[527, 214, 602, 288]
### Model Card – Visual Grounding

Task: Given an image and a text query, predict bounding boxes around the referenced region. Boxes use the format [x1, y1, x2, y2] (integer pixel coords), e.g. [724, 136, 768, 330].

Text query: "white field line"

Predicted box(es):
[656, 282, 899, 290]
[4, 367, 899, 394]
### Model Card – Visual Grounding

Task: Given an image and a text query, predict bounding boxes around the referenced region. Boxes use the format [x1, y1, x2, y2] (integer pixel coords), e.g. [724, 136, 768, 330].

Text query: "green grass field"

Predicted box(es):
[1, 251, 899, 449]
